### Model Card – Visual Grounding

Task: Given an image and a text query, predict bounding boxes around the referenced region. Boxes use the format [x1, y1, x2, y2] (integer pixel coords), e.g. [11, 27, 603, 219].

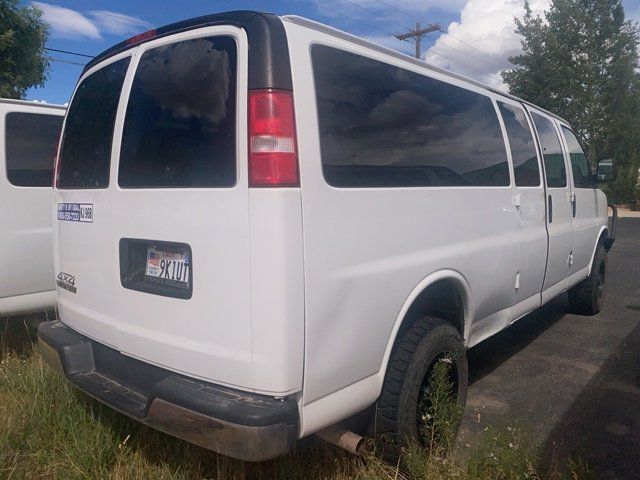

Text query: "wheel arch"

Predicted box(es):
[588, 226, 608, 276]
[376, 270, 473, 389]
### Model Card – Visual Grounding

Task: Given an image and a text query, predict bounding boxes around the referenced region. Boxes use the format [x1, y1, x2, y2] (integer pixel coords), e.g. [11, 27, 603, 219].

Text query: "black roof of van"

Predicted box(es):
[83, 11, 292, 91]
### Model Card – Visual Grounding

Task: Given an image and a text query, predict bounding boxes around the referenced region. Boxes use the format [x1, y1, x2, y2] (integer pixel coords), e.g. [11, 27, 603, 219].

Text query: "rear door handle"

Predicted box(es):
[571, 192, 576, 217]
[548, 195, 553, 223]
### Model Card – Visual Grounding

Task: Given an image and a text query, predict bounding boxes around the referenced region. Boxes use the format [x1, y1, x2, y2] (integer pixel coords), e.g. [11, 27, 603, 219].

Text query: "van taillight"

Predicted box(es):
[248, 89, 299, 187]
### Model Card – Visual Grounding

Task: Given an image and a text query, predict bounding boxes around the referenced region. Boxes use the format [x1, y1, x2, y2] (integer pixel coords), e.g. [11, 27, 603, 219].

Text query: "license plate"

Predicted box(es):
[145, 246, 190, 289]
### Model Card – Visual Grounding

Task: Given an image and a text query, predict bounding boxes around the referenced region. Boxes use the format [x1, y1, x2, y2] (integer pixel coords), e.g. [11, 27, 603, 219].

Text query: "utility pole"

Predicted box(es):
[395, 22, 440, 59]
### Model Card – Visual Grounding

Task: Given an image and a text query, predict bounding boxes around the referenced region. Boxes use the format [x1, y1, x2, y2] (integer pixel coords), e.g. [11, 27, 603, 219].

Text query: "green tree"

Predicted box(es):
[503, 0, 640, 204]
[0, 0, 49, 99]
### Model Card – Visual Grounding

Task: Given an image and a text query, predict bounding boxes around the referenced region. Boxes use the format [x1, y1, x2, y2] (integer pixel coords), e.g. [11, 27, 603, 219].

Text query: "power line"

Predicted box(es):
[299, 1, 500, 78]
[338, 0, 411, 31]
[306, 0, 398, 40]
[438, 29, 511, 70]
[91, 9, 152, 27]
[45, 47, 94, 59]
[369, 0, 425, 23]
[395, 22, 440, 59]
[380, 0, 505, 68]
[432, 38, 510, 71]
[365, 0, 513, 71]
[303, 1, 495, 78]
[48, 57, 86, 67]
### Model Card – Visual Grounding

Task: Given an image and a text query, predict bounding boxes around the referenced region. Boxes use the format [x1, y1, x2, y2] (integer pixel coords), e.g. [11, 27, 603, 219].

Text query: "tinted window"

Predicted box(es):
[5, 112, 62, 186]
[119, 36, 237, 188]
[58, 57, 130, 189]
[532, 113, 566, 188]
[498, 103, 540, 187]
[562, 127, 592, 188]
[312, 45, 509, 188]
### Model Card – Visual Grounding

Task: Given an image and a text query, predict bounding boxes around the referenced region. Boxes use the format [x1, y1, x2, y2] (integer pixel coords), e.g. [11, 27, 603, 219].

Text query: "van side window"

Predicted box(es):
[311, 45, 509, 188]
[58, 57, 130, 189]
[561, 127, 592, 188]
[531, 113, 566, 188]
[118, 36, 237, 188]
[5, 112, 62, 187]
[497, 103, 540, 187]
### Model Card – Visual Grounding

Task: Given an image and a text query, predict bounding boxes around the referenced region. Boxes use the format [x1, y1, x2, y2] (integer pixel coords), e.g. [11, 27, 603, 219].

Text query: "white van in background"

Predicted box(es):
[39, 12, 615, 461]
[0, 99, 65, 316]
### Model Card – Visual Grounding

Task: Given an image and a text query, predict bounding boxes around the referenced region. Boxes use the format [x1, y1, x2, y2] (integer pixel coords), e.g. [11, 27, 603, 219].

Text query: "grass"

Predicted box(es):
[0, 318, 591, 480]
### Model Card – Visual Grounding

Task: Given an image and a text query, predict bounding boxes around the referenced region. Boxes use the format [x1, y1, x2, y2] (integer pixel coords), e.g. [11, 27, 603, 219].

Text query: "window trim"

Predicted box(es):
[3, 110, 64, 189]
[114, 27, 243, 191]
[57, 51, 134, 190]
[495, 99, 543, 189]
[559, 124, 595, 190]
[309, 42, 513, 191]
[528, 109, 569, 190]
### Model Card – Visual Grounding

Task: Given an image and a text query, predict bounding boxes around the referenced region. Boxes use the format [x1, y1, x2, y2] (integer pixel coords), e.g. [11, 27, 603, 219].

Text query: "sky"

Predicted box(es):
[26, 0, 640, 105]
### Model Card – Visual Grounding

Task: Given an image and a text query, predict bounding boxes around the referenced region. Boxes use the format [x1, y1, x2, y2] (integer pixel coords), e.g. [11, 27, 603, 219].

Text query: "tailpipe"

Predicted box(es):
[315, 424, 365, 455]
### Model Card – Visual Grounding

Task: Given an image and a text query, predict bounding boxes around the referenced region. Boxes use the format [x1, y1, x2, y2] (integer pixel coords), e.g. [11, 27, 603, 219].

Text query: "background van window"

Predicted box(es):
[5, 112, 62, 187]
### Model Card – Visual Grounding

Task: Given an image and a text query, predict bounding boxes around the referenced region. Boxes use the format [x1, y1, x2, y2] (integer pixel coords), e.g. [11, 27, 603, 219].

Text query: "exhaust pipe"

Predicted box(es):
[316, 424, 365, 455]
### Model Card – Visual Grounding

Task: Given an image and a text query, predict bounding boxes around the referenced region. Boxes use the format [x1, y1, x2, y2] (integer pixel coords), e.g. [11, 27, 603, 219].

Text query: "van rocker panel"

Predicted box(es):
[37, 320, 298, 462]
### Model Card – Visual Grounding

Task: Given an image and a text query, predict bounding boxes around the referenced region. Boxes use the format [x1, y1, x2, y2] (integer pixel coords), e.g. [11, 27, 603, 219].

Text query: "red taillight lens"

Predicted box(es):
[248, 89, 299, 187]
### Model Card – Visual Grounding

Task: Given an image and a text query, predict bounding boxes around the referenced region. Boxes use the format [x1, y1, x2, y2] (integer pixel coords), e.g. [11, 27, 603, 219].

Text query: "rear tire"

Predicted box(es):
[375, 317, 468, 448]
[568, 243, 607, 316]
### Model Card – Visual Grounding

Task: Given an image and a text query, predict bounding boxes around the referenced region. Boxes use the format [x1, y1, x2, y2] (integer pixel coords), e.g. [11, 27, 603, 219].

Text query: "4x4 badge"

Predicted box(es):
[56, 272, 77, 294]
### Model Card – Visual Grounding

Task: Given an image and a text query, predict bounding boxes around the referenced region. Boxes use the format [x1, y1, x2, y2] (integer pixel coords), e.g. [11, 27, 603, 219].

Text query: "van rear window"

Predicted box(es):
[118, 36, 237, 188]
[5, 112, 62, 187]
[58, 57, 130, 189]
[311, 45, 509, 188]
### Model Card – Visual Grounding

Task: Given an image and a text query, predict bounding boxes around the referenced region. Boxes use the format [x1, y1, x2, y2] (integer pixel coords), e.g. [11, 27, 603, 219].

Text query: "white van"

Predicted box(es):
[0, 99, 65, 316]
[39, 12, 615, 461]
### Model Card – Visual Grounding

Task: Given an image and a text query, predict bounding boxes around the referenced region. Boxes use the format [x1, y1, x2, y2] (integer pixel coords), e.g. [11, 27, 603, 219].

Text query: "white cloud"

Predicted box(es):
[88, 10, 152, 36]
[424, 0, 552, 89]
[32, 2, 151, 40]
[33, 2, 101, 40]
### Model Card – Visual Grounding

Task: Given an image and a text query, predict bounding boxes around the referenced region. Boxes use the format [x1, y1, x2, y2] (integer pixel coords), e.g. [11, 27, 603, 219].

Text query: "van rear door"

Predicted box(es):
[55, 27, 254, 390]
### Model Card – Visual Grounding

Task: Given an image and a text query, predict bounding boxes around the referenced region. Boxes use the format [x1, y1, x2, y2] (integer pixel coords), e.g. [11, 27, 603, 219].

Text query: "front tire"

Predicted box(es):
[375, 317, 468, 447]
[568, 243, 607, 316]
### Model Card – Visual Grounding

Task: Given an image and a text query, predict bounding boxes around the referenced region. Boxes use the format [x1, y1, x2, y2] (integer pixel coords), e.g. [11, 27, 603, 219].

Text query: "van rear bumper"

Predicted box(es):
[37, 320, 298, 462]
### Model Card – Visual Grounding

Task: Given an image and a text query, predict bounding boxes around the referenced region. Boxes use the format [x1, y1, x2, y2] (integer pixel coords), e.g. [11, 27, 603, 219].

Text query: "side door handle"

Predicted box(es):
[548, 195, 553, 223]
[571, 192, 576, 217]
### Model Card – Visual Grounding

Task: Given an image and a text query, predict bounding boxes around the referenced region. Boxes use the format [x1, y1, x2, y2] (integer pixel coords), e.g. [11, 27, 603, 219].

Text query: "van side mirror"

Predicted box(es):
[596, 159, 615, 183]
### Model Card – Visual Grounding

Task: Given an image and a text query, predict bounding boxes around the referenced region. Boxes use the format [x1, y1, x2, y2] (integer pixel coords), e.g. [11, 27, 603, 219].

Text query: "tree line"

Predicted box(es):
[504, 0, 640, 205]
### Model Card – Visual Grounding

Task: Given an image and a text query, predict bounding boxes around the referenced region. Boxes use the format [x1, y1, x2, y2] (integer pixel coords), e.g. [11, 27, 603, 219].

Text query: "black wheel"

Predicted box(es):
[568, 243, 607, 316]
[375, 316, 468, 448]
